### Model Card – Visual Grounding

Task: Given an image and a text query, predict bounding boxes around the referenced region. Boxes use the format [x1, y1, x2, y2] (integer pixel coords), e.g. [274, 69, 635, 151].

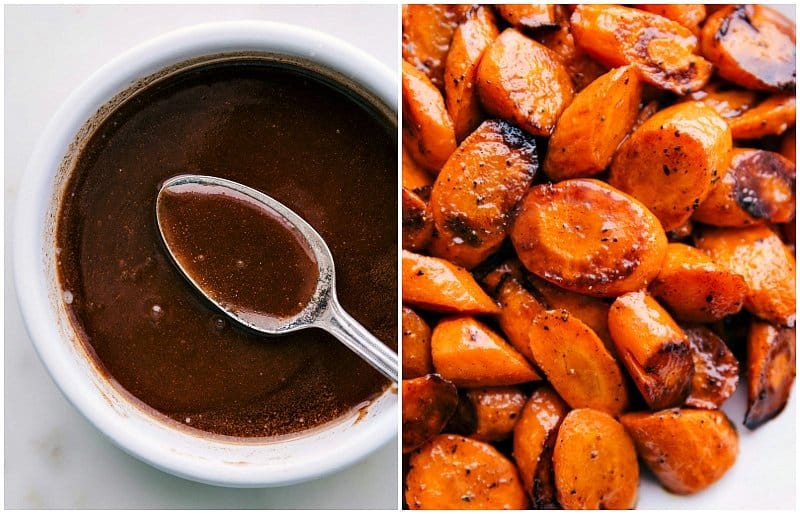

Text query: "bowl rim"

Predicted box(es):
[13, 20, 398, 488]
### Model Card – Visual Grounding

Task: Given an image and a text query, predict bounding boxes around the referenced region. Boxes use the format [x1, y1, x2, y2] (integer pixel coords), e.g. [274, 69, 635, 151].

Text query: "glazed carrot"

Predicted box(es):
[402, 146, 434, 199]
[629, 98, 660, 134]
[682, 325, 739, 409]
[544, 65, 642, 180]
[780, 127, 796, 163]
[463, 386, 527, 442]
[406, 434, 529, 509]
[745, 322, 796, 429]
[608, 291, 694, 410]
[620, 409, 739, 495]
[529, 310, 628, 416]
[495, 4, 558, 31]
[701, 5, 795, 92]
[402, 250, 499, 315]
[428, 119, 538, 269]
[570, 4, 712, 94]
[444, 5, 499, 141]
[402, 60, 457, 173]
[432, 316, 540, 387]
[683, 82, 758, 119]
[693, 148, 796, 227]
[402, 187, 433, 252]
[512, 385, 568, 508]
[510, 179, 668, 297]
[476, 28, 574, 137]
[609, 102, 733, 231]
[728, 94, 797, 140]
[402, 374, 459, 453]
[650, 243, 747, 322]
[402, 306, 433, 379]
[402, 4, 470, 89]
[636, 4, 706, 36]
[694, 225, 796, 326]
[553, 409, 639, 509]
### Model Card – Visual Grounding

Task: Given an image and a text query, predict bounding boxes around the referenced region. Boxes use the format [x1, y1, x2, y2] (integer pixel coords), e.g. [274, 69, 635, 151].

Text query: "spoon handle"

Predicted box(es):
[321, 297, 399, 383]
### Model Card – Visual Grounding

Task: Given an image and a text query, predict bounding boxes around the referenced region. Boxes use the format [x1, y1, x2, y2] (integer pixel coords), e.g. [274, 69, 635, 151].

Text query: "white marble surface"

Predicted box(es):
[4, 4, 398, 509]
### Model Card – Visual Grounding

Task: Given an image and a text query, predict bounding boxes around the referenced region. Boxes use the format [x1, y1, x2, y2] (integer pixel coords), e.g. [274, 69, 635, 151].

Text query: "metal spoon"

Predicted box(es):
[156, 174, 398, 383]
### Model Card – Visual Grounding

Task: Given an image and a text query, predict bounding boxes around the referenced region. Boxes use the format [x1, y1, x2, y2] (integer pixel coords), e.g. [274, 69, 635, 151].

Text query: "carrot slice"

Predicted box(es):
[650, 242, 747, 322]
[609, 101, 733, 231]
[402, 374, 459, 453]
[780, 127, 796, 163]
[570, 4, 712, 94]
[694, 225, 796, 326]
[495, 4, 558, 31]
[428, 119, 538, 269]
[529, 310, 628, 416]
[544, 65, 641, 180]
[553, 409, 639, 509]
[402, 187, 433, 252]
[476, 28, 574, 137]
[484, 270, 546, 363]
[402, 250, 499, 315]
[402, 60, 457, 173]
[620, 409, 739, 495]
[402, 145, 434, 199]
[402, 306, 433, 379]
[683, 325, 739, 409]
[406, 434, 529, 509]
[463, 386, 527, 442]
[444, 5, 499, 141]
[728, 94, 797, 140]
[510, 179, 668, 297]
[636, 4, 706, 36]
[431, 316, 540, 387]
[608, 291, 694, 410]
[402, 4, 469, 89]
[512, 385, 568, 508]
[745, 321, 796, 429]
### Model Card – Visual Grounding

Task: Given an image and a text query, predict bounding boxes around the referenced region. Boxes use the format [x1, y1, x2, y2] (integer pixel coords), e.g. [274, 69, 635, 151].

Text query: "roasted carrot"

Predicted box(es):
[402, 306, 434, 379]
[428, 119, 538, 269]
[728, 94, 797, 140]
[553, 409, 639, 509]
[682, 325, 739, 409]
[780, 127, 796, 163]
[745, 321, 796, 429]
[510, 179, 668, 297]
[402, 187, 434, 251]
[636, 4, 707, 36]
[476, 28, 574, 137]
[406, 434, 529, 509]
[694, 225, 796, 326]
[683, 81, 758, 119]
[543, 65, 642, 181]
[570, 4, 712, 94]
[463, 386, 527, 442]
[402, 145, 434, 200]
[495, 4, 558, 31]
[608, 291, 694, 410]
[402, 4, 469, 89]
[431, 316, 540, 387]
[403, 374, 459, 453]
[609, 101, 733, 231]
[402, 250, 500, 314]
[620, 409, 739, 495]
[650, 242, 747, 322]
[529, 309, 628, 415]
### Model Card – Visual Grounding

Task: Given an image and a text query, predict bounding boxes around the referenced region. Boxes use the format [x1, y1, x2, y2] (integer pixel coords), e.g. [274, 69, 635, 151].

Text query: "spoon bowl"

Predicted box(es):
[156, 174, 398, 382]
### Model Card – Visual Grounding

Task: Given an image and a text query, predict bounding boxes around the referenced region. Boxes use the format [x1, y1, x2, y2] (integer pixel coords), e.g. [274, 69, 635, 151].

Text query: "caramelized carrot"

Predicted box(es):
[484, 269, 546, 363]
[464, 386, 527, 442]
[402, 4, 469, 89]
[745, 322, 796, 429]
[402, 145, 434, 199]
[402, 187, 433, 251]
[403, 374, 459, 453]
[402, 306, 434, 379]
[728, 94, 797, 140]
[495, 4, 558, 31]
[683, 325, 739, 409]
[683, 82, 758, 119]
[636, 4, 706, 36]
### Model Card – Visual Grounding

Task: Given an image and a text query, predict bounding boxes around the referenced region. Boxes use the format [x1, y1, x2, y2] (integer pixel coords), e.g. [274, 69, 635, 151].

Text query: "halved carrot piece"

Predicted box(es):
[683, 82, 758, 119]
[406, 434, 528, 509]
[693, 148, 796, 227]
[728, 94, 797, 140]
[402, 187, 433, 252]
[495, 4, 558, 31]
[694, 225, 796, 326]
[432, 316, 540, 387]
[512, 385, 569, 509]
[683, 325, 739, 409]
[402, 374, 459, 453]
[620, 409, 739, 495]
[570, 4, 712, 94]
[484, 270, 546, 363]
[609, 101, 733, 231]
[428, 119, 539, 269]
[402, 60, 457, 173]
[402, 145, 434, 199]
[701, 5, 795, 92]
[476, 28, 574, 137]
[650, 243, 747, 322]
[529, 310, 628, 415]
[745, 321, 796, 429]
[510, 179, 668, 297]
[553, 409, 639, 509]
[402, 250, 499, 314]
[543, 65, 642, 181]
[609, 291, 694, 410]
[444, 5, 499, 141]
[463, 386, 527, 442]
[402, 4, 469, 89]
[402, 306, 433, 379]
[636, 4, 706, 36]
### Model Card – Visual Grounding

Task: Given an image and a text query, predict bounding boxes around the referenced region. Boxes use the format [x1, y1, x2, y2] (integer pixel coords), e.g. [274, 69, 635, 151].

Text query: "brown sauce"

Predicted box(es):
[55, 59, 397, 438]
[157, 182, 320, 322]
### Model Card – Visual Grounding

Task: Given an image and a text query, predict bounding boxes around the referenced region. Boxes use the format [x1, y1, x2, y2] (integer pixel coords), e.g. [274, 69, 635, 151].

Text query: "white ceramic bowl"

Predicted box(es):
[13, 21, 398, 488]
